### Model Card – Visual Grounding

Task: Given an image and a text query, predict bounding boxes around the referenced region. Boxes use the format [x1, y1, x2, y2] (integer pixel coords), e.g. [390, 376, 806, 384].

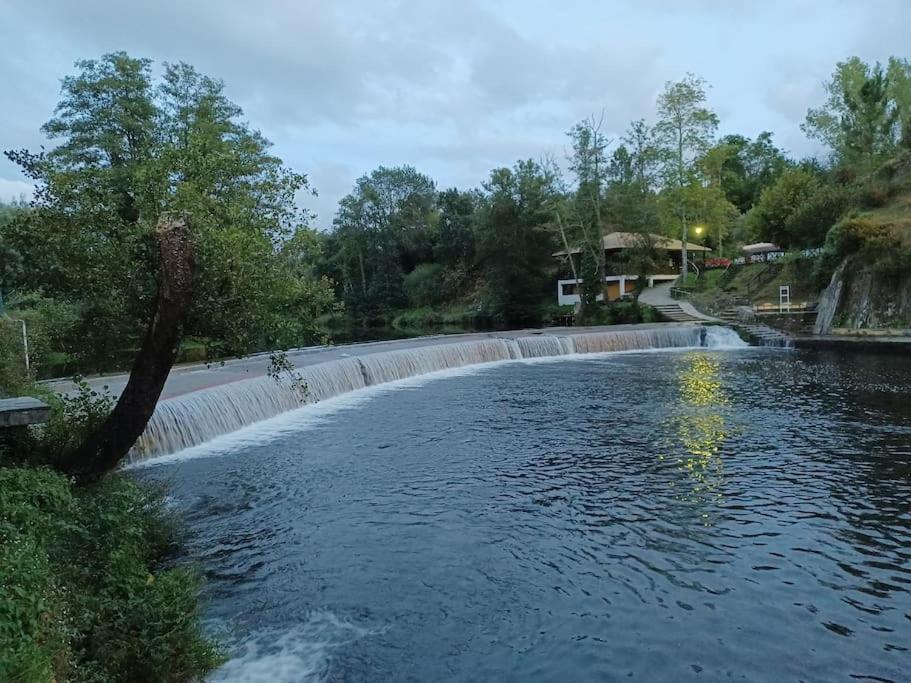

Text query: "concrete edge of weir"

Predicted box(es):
[43, 322, 713, 401]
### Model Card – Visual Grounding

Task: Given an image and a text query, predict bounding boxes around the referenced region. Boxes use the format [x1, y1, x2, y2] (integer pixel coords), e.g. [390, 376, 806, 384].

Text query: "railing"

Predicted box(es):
[718, 264, 739, 288]
[745, 263, 781, 296]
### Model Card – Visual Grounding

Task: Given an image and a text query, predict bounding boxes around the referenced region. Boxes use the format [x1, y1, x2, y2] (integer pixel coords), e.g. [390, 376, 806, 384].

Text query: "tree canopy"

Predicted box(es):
[3, 53, 334, 369]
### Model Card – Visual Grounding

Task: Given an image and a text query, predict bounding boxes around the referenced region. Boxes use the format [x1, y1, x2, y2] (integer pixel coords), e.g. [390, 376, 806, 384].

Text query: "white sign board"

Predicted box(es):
[779, 285, 791, 313]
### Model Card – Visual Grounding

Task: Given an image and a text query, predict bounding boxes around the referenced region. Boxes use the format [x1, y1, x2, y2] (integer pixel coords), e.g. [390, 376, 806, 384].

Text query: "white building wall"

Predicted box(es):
[556, 274, 678, 305]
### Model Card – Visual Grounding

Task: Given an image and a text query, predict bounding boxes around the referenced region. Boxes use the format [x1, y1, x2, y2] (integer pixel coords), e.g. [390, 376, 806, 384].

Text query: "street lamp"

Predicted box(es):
[693, 225, 705, 238]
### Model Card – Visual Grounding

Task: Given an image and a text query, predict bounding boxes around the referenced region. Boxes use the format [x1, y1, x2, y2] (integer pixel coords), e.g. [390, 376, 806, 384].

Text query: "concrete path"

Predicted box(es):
[639, 282, 720, 323]
[43, 322, 704, 401]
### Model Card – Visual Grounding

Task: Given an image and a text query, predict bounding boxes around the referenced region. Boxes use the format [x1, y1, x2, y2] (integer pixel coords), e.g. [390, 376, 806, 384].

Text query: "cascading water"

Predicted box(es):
[702, 326, 750, 348]
[128, 326, 748, 464]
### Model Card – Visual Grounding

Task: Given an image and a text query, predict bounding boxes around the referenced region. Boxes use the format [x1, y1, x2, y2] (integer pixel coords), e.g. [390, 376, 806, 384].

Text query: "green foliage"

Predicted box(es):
[576, 300, 650, 326]
[0, 468, 221, 681]
[403, 263, 447, 307]
[4, 52, 335, 371]
[826, 215, 911, 276]
[705, 132, 792, 213]
[654, 74, 719, 189]
[0, 293, 80, 390]
[474, 160, 560, 324]
[653, 74, 724, 262]
[391, 304, 480, 330]
[434, 189, 478, 293]
[0, 380, 112, 468]
[745, 167, 854, 248]
[803, 57, 910, 172]
[37, 381, 114, 466]
[329, 165, 438, 317]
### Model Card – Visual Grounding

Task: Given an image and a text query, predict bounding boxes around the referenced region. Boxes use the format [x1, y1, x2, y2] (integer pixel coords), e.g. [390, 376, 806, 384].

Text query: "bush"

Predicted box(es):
[0, 468, 222, 682]
[575, 300, 646, 326]
[859, 182, 891, 208]
[824, 215, 911, 279]
[403, 264, 447, 308]
[827, 216, 895, 258]
[0, 294, 80, 388]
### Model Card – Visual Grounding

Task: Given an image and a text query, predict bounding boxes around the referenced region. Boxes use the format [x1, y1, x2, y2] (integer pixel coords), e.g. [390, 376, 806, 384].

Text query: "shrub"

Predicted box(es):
[823, 215, 911, 279]
[575, 300, 645, 326]
[859, 182, 891, 208]
[9, 381, 113, 470]
[641, 304, 661, 323]
[827, 217, 893, 258]
[403, 263, 447, 307]
[0, 294, 80, 388]
[0, 468, 222, 681]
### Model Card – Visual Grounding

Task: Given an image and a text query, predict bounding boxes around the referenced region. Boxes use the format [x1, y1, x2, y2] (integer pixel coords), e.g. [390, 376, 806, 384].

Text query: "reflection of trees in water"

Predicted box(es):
[785, 351, 911, 602]
[662, 353, 730, 523]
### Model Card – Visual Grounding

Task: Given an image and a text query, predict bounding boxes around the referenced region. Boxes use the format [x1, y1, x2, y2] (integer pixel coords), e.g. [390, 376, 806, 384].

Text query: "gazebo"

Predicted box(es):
[741, 242, 781, 256]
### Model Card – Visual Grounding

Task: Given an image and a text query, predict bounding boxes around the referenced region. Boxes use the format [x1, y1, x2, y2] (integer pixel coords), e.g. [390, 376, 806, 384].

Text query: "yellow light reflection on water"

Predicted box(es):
[663, 353, 731, 522]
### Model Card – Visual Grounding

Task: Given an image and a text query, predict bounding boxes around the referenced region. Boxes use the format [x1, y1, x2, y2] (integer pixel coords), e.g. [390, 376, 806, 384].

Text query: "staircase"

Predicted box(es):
[652, 303, 703, 323]
[718, 307, 792, 346]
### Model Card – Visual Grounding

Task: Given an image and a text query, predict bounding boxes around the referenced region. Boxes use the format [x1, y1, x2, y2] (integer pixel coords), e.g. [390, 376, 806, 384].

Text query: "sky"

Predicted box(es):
[1, 0, 909, 229]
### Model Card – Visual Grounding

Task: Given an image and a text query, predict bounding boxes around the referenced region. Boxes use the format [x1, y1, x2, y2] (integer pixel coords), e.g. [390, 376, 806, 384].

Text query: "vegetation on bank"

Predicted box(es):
[1, 383, 222, 681]
[0, 468, 221, 682]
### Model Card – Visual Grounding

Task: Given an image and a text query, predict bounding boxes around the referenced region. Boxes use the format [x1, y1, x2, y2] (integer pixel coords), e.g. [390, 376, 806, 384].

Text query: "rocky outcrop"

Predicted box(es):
[814, 256, 911, 334]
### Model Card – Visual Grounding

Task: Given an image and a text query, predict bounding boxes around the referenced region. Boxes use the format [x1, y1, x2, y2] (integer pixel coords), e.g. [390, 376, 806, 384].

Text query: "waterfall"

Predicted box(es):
[515, 335, 570, 358]
[128, 326, 747, 464]
[570, 326, 702, 353]
[702, 326, 749, 349]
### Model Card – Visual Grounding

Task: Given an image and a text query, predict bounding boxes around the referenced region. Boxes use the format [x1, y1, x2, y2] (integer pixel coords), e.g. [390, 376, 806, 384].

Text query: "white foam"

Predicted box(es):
[126, 360, 506, 469]
[211, 611, 380, 683]
[127, 327, 755, 466]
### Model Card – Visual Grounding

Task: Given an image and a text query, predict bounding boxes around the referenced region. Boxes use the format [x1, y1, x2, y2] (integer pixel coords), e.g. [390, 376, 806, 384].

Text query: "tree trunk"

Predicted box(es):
[63, 214, 195, 481]
[358, 248, 367, 297]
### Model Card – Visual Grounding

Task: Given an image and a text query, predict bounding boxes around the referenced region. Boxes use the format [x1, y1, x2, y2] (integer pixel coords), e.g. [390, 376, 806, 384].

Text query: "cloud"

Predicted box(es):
[1, 1, 909, 227]
[0, 178, 34, 202]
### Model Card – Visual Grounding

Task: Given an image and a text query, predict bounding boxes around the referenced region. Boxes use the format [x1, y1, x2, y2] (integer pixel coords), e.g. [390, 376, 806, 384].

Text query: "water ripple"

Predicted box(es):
[142, 348, 911, 681]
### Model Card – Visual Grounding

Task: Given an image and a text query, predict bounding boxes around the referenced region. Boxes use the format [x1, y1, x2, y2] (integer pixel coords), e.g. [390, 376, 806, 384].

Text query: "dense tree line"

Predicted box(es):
[1, 53, 335, 380]
[3, 52, 911, 385]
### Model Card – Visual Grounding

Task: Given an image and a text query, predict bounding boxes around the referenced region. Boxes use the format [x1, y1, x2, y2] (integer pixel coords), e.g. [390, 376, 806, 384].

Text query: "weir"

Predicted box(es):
[129, 326, 746, 464]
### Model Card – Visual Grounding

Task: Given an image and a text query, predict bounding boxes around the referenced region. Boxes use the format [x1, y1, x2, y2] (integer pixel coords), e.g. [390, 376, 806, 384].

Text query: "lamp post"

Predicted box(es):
[684, 225, 705, 281]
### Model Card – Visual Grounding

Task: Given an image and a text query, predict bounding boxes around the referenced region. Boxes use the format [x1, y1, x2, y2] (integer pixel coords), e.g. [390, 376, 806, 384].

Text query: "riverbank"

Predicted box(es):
[0, 468, 222, 680]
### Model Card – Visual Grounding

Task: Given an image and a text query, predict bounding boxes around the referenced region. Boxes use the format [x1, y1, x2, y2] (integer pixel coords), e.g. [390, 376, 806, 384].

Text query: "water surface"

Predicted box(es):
[143, 348, 911, 681]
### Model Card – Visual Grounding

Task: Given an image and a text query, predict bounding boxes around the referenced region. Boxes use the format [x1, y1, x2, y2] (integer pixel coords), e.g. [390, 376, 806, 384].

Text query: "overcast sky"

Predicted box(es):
[1, 0, 908, 228]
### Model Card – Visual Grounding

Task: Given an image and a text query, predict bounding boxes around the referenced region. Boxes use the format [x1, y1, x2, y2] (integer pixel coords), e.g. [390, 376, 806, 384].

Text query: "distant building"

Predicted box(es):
[552, 231, 711, 306]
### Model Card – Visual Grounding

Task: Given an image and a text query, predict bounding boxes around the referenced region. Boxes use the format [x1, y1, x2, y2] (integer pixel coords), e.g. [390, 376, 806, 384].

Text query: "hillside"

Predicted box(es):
[815, 154, 911, 333]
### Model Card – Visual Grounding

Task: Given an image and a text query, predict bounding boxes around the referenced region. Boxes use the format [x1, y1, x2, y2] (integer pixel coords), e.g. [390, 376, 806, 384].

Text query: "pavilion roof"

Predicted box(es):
[553, 231, 711, 257]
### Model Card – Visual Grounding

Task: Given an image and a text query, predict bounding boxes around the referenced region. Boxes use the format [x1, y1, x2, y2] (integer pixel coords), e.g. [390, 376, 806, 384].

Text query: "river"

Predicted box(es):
[138, 346, 911, 681]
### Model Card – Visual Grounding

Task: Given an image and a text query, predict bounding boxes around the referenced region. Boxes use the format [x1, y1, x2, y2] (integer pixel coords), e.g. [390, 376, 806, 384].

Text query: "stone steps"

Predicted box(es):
[652, 304, 702, 323]
[718, 308, 793, 347]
